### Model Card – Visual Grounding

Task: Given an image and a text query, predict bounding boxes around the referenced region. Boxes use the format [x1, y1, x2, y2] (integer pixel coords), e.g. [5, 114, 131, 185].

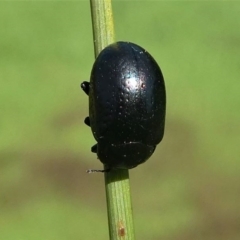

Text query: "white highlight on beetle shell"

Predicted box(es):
[126, 77, 138, 90]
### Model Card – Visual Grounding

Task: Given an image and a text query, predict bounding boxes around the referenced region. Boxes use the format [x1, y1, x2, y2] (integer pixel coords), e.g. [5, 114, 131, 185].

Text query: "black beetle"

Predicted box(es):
[81, 41, 166, 171]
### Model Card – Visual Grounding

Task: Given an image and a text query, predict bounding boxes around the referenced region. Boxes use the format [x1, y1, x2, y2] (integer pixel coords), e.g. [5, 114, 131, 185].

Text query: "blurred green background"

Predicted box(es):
[1, 1, 240, 240]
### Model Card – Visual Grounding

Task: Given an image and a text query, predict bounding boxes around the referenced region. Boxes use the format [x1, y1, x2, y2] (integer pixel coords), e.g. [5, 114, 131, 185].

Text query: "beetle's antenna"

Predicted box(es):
[86, 168, 111, 173]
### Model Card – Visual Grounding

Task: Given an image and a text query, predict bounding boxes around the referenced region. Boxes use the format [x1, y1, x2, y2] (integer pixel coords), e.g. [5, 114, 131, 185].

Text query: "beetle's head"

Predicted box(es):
[97, 141, 156, 170]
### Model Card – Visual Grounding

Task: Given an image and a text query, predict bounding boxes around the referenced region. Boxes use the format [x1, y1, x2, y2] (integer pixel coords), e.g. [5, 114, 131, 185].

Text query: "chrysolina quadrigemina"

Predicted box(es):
[81, 41, 166, 171]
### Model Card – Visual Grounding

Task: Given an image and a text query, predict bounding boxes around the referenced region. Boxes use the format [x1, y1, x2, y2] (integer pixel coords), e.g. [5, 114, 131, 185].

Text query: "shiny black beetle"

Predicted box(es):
[81, 41, 166, 171]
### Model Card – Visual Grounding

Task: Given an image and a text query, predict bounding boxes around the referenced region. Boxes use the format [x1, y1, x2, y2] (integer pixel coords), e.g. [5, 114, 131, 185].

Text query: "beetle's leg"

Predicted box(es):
[81, 81, 90, 95]
[84, 117, 90, 126]
[91, 144, 97, 153]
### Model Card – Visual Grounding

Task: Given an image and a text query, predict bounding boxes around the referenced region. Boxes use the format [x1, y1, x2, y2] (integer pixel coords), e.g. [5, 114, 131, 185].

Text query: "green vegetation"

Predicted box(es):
[0, 2, 240, 239]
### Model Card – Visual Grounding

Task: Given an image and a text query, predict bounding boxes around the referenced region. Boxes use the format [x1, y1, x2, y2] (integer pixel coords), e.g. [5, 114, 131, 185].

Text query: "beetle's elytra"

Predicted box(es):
[81, 41, 166, 171]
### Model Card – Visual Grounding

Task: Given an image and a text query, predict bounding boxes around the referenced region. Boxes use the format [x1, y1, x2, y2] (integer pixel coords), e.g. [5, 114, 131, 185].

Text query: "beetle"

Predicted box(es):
[81, 41, 166, 171]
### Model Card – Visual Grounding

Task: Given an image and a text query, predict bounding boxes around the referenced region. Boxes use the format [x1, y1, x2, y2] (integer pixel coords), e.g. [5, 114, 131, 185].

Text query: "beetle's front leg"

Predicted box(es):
[91, 144, 97, 153]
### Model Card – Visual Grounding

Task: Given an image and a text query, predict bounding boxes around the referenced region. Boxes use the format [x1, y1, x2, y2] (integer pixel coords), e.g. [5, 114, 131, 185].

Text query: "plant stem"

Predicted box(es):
[104, 168, 135, 240]
[89, 1, 135, 239]
[90, 0, 115, 57]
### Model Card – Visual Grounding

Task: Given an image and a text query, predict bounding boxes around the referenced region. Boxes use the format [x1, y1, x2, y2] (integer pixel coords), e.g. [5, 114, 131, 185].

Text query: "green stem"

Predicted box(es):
[104, 168, 135, 240]
[90, 0, 115, 57]
[90, 1, 135, 239]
